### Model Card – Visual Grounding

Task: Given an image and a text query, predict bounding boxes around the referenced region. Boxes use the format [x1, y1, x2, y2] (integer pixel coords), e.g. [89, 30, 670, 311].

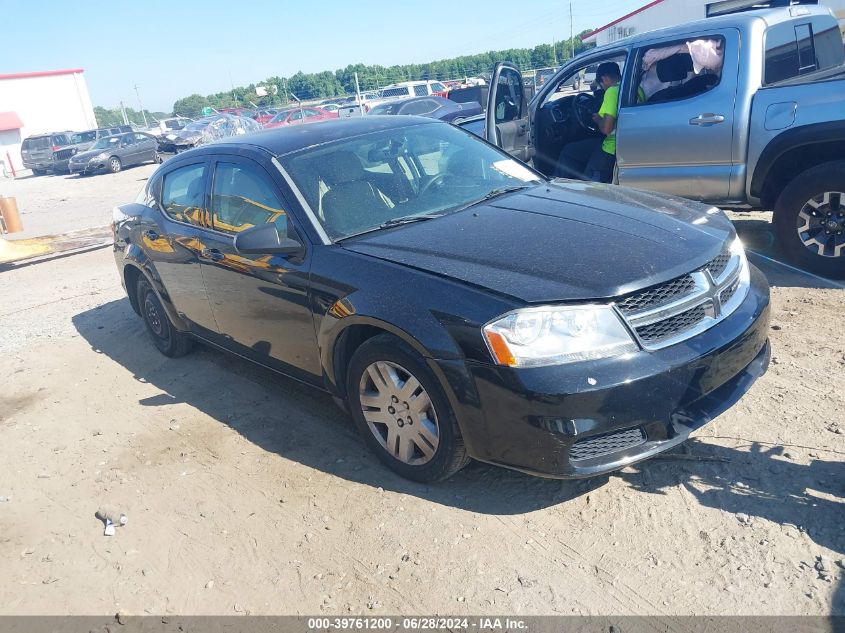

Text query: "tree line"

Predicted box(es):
[167, 34, 594, 118]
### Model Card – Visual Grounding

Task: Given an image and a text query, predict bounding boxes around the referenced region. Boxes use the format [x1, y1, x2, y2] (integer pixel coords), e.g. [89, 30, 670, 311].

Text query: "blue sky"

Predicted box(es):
[2, 0, 642, 112]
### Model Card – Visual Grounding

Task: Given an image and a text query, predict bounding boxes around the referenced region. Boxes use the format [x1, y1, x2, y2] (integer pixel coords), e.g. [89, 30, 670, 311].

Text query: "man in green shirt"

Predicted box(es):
[556, 62, 622, 183]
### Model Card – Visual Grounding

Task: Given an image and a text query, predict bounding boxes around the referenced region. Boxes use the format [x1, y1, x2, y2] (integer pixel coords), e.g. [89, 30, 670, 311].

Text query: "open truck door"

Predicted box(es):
[485, 62, 532, 164]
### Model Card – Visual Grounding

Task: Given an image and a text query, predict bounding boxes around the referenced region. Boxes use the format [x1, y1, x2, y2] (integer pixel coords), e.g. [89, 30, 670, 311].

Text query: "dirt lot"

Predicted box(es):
[0, 173, 842, 616]
[0, 165, 158, 240]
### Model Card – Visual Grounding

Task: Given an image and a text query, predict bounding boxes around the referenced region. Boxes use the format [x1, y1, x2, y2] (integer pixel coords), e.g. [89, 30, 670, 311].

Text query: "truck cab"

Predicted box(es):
[478, 4, 845, 278]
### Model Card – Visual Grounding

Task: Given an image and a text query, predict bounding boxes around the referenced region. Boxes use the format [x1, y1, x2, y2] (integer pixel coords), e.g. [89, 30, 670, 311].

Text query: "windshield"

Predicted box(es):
[281, 122, 544, 241]
[89, 136, 122, 150]
[71, 131, 97, 144]
[185, 119, 214, 131]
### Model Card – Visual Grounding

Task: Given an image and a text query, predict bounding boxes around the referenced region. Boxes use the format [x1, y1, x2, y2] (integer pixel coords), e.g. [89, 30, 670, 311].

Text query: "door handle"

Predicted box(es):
[142, 229, 159, 241]
[517, 124, 527, 136]
[201, 248, 224, 262]
[689, 113, 725, 126]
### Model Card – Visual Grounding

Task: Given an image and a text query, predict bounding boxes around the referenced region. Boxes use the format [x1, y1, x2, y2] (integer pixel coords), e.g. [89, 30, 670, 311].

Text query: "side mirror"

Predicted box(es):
[233, 222, 303, 256]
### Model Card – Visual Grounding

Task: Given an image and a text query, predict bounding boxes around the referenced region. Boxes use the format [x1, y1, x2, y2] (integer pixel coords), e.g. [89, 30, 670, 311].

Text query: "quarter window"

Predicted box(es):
[161, 163, 207, 226]
[210, 163, 287, 235]
[413, 84, 429, 96]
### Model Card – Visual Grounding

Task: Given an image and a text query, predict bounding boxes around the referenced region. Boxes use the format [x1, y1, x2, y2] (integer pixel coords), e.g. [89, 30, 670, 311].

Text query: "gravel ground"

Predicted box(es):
[0, 165, 158, 240]
[0, 175, 842, 616]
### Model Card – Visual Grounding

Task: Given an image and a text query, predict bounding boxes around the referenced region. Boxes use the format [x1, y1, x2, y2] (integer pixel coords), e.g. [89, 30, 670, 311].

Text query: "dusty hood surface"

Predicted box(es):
[342, 181, 735, 303]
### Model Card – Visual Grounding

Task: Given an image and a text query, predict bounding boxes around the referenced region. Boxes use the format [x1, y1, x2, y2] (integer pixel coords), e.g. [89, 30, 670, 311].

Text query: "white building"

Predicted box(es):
[0, 69, 97, 175]
[583, 0, 845, 47]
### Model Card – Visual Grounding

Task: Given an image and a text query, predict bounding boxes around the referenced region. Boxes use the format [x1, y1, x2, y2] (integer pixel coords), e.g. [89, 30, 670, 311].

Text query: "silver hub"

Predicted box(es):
[797, 191, 845, 258]
[358, 360, 439, 466]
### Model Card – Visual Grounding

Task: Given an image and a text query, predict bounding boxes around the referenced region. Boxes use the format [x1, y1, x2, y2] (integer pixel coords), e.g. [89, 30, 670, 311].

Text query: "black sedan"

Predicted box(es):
[367, 96, 482, 122]
[112, 116, 770, 482]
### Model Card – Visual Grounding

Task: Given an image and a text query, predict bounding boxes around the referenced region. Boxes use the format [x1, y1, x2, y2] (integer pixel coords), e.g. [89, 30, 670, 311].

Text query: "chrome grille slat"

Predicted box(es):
[613, 243, 747, 351]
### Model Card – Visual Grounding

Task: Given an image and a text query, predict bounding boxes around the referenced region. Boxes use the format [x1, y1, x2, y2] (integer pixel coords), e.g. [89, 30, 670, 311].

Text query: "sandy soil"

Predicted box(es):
[0, 188, 842, 616]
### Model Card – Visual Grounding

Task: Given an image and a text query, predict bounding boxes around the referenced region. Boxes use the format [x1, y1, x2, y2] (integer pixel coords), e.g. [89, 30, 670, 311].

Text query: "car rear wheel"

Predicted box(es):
[774, 161, 845, 279]
[108, 157, 122, 173]
[136, 278, 193, 357]
[346, 334, 469, 482]
[32, 168, 46, 176]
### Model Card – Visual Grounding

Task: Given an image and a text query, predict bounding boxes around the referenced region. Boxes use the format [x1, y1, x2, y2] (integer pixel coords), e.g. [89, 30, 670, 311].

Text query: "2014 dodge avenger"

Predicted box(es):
[112, 116, 770, 482]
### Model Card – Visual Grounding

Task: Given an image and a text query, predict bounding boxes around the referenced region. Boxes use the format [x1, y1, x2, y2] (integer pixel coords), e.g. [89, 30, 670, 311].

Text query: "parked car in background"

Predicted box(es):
[113, 116, 770, 483]
[157, 114, 262, 154]
[367, 96, 482, 122]
[252, 109, 280, 126]
[20, 132, 74, 175]
[262, 107, 339, 128]
[219, 107, 255, 118]
[447, 85, 489, 111]
[318, 103, 340, 113]
[146, 117, 193, 137]
[70, 125, 133, 147]
[381, 80, 449, 98]
[68, 132, 160, 175]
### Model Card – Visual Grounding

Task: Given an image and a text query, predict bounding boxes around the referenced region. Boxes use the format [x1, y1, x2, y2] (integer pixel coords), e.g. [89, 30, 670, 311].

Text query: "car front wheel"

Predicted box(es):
[774, 161, 845, 279]
[136, 278, 193, 357]
[346, 334, 469, 482]
[108, 157, 122, 173]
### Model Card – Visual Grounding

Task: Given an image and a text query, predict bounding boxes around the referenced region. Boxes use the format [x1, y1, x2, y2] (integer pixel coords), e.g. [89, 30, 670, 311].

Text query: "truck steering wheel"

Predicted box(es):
[572, 93, 598, 132]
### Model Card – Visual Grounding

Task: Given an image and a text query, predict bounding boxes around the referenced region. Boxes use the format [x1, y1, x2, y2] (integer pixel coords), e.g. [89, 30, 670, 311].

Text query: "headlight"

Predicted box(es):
[483, 305, 638, 367]
[94, 152, 109, 160]
[166, 134, 177, 140]
[730, 235, 751, 286]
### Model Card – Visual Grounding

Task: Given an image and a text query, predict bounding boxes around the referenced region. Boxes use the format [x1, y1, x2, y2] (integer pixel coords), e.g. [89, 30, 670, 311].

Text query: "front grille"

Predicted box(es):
[616, 275, 696, 316]
[570, 427, 646, 461]
[54, 149, 75, 161]
[720, 277, 740, 305]
[705, 249, 731, 280]
[635, 304, 707, 344]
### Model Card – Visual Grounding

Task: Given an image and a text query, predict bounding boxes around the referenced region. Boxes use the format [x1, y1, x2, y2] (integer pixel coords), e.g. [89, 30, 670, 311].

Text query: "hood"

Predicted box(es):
[167, 129, 204, 143]
[71, 146, 114, 161]
[342, 181, 735, 303]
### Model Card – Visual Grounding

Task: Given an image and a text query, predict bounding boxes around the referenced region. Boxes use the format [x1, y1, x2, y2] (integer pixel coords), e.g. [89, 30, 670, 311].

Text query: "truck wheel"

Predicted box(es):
[773, 161, 845, 279]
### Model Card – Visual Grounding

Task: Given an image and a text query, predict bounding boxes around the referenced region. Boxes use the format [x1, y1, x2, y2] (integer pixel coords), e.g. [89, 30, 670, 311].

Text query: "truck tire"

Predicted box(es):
[773, 161, 845, 279]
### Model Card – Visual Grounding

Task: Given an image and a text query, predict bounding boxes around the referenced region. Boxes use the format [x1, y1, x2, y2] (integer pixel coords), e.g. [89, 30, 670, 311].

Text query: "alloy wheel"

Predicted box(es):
[358, 360, 440, 465]
[797, 191, 845, 258]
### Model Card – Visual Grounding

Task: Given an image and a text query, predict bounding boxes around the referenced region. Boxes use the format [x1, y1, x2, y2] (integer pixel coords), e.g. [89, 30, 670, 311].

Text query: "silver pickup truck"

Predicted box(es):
[466, 4, 845, 278]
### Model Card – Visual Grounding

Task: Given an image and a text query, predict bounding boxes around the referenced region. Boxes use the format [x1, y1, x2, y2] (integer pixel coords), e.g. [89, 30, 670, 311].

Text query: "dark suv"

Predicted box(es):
[20, 133, 73, 175]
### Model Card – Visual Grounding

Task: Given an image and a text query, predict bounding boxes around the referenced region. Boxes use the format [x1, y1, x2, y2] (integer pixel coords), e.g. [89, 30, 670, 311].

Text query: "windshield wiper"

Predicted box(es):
[378, 213, 443, 229]
[456, 185, 531, 212]
[336, 214, 443, 241]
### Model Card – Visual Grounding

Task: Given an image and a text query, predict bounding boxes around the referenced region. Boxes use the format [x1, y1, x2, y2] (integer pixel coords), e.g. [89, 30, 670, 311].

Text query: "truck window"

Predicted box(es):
[764, 21, 845, 85]
[633, 37, 725, 105]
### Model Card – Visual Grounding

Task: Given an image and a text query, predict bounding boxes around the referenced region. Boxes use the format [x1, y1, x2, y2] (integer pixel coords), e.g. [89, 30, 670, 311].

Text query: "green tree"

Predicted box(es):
[173, 93, 212, 118]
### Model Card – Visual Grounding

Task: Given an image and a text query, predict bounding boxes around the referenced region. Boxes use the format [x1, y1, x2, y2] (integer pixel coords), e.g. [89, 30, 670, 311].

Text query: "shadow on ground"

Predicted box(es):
[71, 298, 843, 560]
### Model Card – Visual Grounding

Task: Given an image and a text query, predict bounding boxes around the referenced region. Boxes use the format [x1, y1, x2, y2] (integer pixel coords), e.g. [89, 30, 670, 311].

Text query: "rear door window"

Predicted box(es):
[413, 84, 429, 96]
[51, 134, 70, 146]
[160, 163, 208, 226]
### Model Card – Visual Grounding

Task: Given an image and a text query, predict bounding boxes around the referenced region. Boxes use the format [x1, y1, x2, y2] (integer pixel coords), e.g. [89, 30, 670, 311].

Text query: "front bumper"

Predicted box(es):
[69, 160, 105, 175]
[437, 265, 771, 478]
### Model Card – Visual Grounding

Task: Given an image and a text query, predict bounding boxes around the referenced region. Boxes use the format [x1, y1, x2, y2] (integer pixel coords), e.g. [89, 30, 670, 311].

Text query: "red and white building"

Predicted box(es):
[0, 69, 96, 175]
[582, 0, 845, 47]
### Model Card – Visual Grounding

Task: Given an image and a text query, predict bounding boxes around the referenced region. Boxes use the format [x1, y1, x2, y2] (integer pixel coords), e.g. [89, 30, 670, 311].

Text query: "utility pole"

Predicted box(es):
[133, 85, 147, 126]
[570, 2, 574, 61]
[354, 72, 363, 116]
[119, 101, 129, 125]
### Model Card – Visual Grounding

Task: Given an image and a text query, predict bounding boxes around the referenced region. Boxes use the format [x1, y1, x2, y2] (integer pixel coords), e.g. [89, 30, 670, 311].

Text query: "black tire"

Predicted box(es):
[154, 152, 163, 164]
[32, 168, 46, 176]
[136, 278, 193, 357]
[108, 156, 122, 173]
[773, 161, 845, 279]
[345, 334, 470, 482]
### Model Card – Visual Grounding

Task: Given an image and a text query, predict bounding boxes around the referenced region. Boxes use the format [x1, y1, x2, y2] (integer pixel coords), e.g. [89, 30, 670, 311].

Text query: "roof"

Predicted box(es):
[213, 115, 439, 156]
[581, 5, 831, 48]
[0, 68, 84, 81]
[0, 111, 24, 131]
[582, 0, 667, 42]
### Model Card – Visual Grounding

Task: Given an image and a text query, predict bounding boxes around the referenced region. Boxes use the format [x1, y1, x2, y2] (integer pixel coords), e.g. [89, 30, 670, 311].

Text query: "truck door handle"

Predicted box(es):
[689, 113, 725, 126]
[142, 229, 159, 241]
[201, 248, 224, 262]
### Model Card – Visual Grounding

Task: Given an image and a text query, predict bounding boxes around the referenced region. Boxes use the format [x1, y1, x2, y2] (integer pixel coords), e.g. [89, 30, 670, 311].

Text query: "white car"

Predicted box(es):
[145, 117, 193, 137]
[380, 80, 448, 98]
